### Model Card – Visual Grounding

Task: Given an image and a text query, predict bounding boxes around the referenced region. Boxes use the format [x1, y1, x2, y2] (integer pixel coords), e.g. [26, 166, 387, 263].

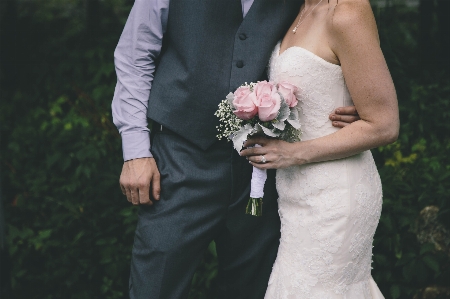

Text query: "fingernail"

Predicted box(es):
[330, 115, 335, 120]
[336, 109, 340, 114]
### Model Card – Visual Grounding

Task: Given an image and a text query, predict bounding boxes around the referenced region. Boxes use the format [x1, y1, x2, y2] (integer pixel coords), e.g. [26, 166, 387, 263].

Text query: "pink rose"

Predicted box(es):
[277, 82, 298, 107]
[232, 85, 258, 120]
[254, 81, 281, 121]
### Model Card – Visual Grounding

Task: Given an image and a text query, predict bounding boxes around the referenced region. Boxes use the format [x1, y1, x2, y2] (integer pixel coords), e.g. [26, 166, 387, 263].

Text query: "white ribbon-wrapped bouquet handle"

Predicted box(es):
[246, 144, 266, 216]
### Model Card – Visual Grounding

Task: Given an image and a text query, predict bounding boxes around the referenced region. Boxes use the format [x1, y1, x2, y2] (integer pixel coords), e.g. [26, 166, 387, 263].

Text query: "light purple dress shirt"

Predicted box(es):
[112, 0, 255, 161]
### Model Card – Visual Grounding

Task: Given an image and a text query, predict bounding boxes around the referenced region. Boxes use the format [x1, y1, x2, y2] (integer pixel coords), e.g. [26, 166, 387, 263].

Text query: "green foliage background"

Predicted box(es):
[0, 0, 449, 298]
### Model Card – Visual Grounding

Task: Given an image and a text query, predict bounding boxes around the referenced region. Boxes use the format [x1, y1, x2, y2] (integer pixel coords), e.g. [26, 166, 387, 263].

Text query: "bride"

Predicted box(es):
[241, 0, 399, 298]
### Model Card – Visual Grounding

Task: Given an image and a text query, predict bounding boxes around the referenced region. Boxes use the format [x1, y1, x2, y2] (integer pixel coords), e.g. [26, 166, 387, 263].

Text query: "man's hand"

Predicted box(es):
[329, 106, 360, 127]
[119, 157, 161, 205]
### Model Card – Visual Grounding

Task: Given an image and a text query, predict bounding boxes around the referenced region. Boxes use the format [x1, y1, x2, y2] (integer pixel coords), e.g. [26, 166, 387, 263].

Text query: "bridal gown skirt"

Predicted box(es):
[264, 151, 384, 299]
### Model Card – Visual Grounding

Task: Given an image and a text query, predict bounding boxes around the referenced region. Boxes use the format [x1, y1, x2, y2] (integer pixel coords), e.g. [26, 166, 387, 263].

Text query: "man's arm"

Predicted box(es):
[112, 0, 169, 205]
[112, 0, 169, 161]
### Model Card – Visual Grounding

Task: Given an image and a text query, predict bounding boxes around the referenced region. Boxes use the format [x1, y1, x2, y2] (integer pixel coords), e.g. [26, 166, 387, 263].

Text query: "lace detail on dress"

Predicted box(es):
[264, 43, 384, 299]
[269, 44, 345, 142]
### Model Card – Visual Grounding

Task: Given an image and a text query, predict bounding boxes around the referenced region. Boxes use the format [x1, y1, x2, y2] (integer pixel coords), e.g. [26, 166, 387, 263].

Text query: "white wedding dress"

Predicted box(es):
[264, 43, 385, 299]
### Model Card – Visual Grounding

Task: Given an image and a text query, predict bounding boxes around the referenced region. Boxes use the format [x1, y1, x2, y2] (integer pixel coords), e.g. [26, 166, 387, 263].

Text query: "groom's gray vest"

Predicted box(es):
[147, 0, 300, 150]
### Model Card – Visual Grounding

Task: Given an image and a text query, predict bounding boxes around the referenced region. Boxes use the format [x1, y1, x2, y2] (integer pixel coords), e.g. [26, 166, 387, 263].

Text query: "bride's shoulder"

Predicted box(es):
[327, 0, 379, 46]
[329, 0, 374, 23]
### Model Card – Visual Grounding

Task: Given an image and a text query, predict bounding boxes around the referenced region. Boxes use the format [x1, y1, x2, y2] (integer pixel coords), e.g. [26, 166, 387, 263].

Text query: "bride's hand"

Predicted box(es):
[240, 137, 306, 169]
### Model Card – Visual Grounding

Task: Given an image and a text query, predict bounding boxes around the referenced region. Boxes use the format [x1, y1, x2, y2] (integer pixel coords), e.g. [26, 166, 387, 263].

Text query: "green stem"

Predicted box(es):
[245, 197, 263, 216]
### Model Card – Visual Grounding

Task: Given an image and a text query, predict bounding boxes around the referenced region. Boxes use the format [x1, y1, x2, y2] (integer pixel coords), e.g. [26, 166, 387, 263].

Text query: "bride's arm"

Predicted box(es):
[241, 0, 399, 169]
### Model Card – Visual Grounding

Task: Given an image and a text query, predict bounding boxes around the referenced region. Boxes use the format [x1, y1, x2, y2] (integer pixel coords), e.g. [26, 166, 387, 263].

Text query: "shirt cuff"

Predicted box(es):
[121, 131, 153, 161]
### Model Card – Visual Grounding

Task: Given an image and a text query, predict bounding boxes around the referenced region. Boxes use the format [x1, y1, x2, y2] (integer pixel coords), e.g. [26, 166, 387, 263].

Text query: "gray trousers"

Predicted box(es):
[129, 128, 281, 299]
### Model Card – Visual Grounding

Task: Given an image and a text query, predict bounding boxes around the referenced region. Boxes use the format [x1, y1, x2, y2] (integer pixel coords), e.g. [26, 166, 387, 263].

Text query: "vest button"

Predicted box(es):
[236, 60, 244, 68]
[239, 33, 247, 40]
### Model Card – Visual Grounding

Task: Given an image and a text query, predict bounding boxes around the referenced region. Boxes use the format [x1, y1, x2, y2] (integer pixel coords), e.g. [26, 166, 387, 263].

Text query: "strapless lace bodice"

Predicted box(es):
[264, 43, 385, 299]
[269, 43, 353, 141]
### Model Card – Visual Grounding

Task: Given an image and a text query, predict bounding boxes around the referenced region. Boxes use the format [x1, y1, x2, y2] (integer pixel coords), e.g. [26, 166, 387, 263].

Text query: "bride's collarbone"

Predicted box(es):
[281, 11, 339, 65]
[280, 3, 340, 65]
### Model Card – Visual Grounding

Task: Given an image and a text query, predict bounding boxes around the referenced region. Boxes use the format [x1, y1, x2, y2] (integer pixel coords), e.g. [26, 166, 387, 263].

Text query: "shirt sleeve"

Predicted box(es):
[111, 0, 169, 161]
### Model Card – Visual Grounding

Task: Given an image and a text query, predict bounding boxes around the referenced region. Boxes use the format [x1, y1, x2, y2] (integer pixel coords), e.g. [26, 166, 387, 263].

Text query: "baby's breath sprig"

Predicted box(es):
[279, 124, 302, 143]
[214, 99, 243, 140]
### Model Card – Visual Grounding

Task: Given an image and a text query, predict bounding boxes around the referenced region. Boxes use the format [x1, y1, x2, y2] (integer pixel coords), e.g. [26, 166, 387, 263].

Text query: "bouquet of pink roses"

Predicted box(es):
[214, 80, 301, 216]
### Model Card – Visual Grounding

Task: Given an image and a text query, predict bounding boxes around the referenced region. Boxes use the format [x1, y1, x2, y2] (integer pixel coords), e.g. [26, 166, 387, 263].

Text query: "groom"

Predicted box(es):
[112, 0, 359, 298]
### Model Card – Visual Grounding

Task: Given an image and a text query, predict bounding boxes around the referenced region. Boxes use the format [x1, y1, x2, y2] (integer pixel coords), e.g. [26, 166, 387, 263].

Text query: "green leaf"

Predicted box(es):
[230, 124, 254, 152]
[208, 241, 217, 258]
[38, 229, 52, 239]
[422, 255, 440, 272]
[402, 259, 416, 282]
[419, 243, 435, 255]
[390, 285, 401, 299]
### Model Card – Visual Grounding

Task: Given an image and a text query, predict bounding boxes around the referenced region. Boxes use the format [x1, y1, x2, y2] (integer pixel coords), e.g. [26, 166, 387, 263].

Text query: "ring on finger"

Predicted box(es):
[260, 155, 267, 164]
